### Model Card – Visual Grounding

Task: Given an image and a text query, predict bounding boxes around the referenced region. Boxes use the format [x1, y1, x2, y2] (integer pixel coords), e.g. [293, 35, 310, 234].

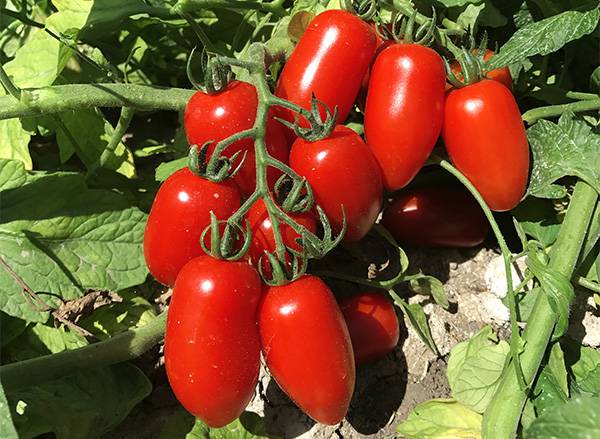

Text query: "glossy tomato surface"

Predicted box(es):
[143, 168, 240, 286]
[165, 256, 262, 427]
[259, 275, 355, 424]
[450, 49, 512, 90]
[357, 22, 393, 111]
[275, 10, 377, 138]
[364, 43, 446, 191]
[382, 185, 489, 247]
[184, 80, 289, 198]
[443, 80, 529, 211]
[245, 197, 317, 267]
[340, 292, 399, 364]
[290, 125, 382, 241]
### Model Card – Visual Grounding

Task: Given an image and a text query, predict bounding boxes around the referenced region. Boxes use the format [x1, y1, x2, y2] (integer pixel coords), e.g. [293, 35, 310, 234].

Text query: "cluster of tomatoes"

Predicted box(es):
[143, 7, 529, 429]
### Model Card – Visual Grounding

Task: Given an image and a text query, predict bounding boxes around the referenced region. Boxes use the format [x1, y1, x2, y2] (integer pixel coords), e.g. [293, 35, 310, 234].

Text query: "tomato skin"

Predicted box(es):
[144, 168, 240, 286]
[290, 125, 383, 241]
[450, 49, 512, 90]
[443, 80, 529, 211]
[165, 256, 262, 428]
[259, 275, 355, 425]
[339, 292, 400, 364]
[245, 198, 317, 267]
[184, 80, 289, 198]
[364, 43, 446, 191]
[382, 185, 489, 247]
[275, 10, 377, 138]
[357, 22, 393, 111]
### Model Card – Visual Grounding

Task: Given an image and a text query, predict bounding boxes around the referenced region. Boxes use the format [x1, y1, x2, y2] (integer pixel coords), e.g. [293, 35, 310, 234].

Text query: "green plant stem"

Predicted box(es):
[576, 276, 600, 294]
[0, 65, 22, 100]
[172, 0, 286, 17]
[482, 181, 598, 439]
[0, 311, 167, 393]
[522, 98, 600, 124]
[566, 91, 599, 100]
[0, 84, 194, 120]
[382, 0, 463, 32]
[433, 156, 527, 391]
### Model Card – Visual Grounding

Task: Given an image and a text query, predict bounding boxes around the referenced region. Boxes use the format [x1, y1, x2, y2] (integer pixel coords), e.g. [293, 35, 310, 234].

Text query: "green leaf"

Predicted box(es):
[533, 343, 569, 416]
[0, 159, 148, 322]
[446, 326, 510, 413]
[0, 119, 32, 170]
[396, 399, 482, 439]
[8, 363, 151, 439]
[55, 109, 136, 178]
[0, 312, 27, 348]
[526, 246, 575, 339]
[513, 197, 562, 247]
[525, 395, 600, 439]
[0, 381, 18, 439]
[489, 7, 600, 69]
[155, 157, 187, 182]
[186, 412, 270, 439]
[571, 346, 600, 396]
[409, 274, 449, 310]
[394, 297, 438, 354]
[527, 112, 600, 199]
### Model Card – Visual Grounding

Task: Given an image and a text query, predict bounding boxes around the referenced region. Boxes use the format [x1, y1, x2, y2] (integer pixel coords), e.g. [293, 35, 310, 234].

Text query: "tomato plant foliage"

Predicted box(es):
[0, 0, 599, 438]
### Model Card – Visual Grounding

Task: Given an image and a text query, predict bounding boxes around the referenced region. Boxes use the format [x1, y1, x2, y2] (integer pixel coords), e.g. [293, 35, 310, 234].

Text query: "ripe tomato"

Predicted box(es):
[449, 49, 512, 90]
[144, 168, 240, 286]
[289, 125, 382, 242]
[357, 22, 393, 111]
[381, 185, 489, 247]
[275, 10, 377, 139]
[443, 80, 529, 211]
[259, 275, 355, 424]
[245, 197, 317, 268]
[165, 256, 262, 428]
[364, 43, 446, 191]
[339, 292, 400, 364]
[184, 80, 289, 198]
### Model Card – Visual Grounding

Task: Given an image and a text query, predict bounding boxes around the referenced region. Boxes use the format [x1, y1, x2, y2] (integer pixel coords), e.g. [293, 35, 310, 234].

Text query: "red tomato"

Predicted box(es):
[443, 80, 529, 211]
[245, 197, 317, 268]
[357, 22, 393, 111]
[449, 49, 512, 90]
[275, 10, 377, 139]
[364, 43, 446, 191]
[382, 185, 489, 247]
[184, 80, 289, 198]
[165, 256, 262, 428]
[259, 275, 355, 424]
[290, 125, 382, 241]
[339, 292, 400, 364]
[144, 168, 240, 286]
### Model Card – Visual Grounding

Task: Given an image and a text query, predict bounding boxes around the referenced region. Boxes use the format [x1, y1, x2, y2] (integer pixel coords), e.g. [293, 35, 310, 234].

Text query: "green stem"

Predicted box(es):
[482, 181, 598, 439]
[383, 0, 463, 31]
[576, 277, 600, 294]
[1, 311, 167, 393]
[433, 156, 528, 391]
[522, 98, 600, 124]
[566, 91, 599, 101]
[172, 0, 286, 17]
[0, 65, 22, 100]
[0, 84, 194, 120]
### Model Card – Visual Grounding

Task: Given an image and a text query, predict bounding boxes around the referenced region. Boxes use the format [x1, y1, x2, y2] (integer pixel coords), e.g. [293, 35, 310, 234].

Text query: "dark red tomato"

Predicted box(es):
[449, 49, 512, 91]
[364, 43, 446, 191]
[245, 197, 317, 268]
[443, 80, 529, 211]
[165, 256, 262, 428]
[144, 168, 240, 286]
[259, 275, 355, 424]
[275, 10, 377, 139]
[382, 185, 489, 247]
[339, 292, 400, 364]
[184, 80, 289, 198]
[290, 125, 382, 242]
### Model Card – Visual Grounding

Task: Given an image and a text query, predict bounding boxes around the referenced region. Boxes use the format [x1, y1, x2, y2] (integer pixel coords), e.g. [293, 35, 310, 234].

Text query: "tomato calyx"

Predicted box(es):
[387, 8, 436, 46]
[274, 93, 337, 142]
[200, 211, 253, 261]
[186, 47, 234, 94]
[187, 142, 248, 183]
[341, 0, 378, 20]
[273, 174, 314, 214]
[445, 36, 496, 88]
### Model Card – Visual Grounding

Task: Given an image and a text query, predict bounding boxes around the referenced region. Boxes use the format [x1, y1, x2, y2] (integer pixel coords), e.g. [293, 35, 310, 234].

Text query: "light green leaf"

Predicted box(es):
[155, 157, 187, 182]
[527, 112, 600, 199]
[409, 274, 449, 310]
[533, 343, 569, 416]
[437, 0, 480, 7]
[187, 412, 270, 439]
[571, 346, 600, 396]
[0, 159, 148, 322]
[8, 363, 151, 439]
[396, 399, 482, 439]
[55, 109, 136, 178]
[446, 326, 510, 413]
[489, 7, 600, 69]
[0, 119, 32, 170]
[525, 395, 600, 439]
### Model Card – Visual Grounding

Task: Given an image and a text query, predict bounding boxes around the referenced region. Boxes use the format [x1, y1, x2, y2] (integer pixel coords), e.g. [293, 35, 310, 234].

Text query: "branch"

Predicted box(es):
[0, 84, 195, 120]
[522, 98, 600, 124]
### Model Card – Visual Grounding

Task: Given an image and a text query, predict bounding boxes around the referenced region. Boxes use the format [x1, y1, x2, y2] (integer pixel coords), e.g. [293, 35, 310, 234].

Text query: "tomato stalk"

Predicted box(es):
[0, 311, 168, 393]
[522, 97, 600, 124]
[482, 181, 598, 438]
